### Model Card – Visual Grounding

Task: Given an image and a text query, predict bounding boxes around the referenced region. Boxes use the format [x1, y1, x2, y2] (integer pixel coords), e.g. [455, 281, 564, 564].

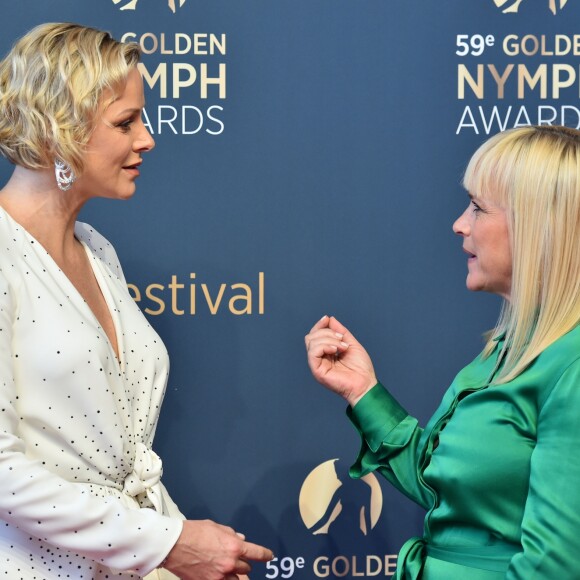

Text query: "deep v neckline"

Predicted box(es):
[76, 237, 124, 365]
[0, 205, 123, 367]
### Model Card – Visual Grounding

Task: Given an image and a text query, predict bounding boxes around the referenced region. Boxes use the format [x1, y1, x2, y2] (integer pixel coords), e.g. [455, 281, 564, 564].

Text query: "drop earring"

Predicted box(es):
[54, 159, 76, 191]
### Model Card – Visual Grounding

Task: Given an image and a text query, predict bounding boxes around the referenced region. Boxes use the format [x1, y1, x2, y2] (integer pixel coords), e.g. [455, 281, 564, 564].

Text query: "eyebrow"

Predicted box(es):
[114, 107, 144, 117]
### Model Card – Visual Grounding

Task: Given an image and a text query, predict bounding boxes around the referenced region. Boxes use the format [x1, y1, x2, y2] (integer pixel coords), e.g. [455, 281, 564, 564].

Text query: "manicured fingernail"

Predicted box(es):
[340, 342, 349, 347]
[335, 333, 344, 339]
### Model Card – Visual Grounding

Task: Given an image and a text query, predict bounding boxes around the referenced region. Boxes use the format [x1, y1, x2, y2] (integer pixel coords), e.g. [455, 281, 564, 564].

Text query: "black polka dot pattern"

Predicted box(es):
[0, 209, 184, 578]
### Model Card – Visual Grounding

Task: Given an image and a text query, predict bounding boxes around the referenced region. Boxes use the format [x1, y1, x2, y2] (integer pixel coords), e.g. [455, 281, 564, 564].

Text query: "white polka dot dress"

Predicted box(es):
[0, 207, 184, 579]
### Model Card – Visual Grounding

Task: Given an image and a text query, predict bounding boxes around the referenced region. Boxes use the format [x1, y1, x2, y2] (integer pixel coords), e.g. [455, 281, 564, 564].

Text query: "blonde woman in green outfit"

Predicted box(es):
[306, 125, 580, 579]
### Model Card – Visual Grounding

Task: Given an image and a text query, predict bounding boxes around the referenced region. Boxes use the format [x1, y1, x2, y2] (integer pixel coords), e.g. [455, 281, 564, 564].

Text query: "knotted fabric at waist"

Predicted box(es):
[395, 537, 426, 579]
[426, 542, 520, 572]
[394, 537, 521, 578]
[122, 442, 164, 512]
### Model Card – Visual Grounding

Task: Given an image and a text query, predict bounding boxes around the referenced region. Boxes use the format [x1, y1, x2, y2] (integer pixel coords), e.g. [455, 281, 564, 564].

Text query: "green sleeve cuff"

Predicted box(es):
[347, 382, 411, 453]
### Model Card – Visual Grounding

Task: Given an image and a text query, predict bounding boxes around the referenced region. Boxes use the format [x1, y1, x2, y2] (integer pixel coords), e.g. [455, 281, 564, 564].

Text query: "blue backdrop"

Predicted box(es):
[1, 1, 578, 577]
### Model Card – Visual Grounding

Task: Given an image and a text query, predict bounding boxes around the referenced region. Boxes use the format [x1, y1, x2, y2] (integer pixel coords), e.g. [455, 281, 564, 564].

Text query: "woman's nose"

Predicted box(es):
[453, 208, 470, 236]
[135, 120, 155, 152]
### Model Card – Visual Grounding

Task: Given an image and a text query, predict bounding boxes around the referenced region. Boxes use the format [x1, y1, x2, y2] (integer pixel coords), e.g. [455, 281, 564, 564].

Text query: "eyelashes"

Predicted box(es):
[116, 112, 142, 133]
[471, 200, 484, 214]
[116, 120, 134, 133]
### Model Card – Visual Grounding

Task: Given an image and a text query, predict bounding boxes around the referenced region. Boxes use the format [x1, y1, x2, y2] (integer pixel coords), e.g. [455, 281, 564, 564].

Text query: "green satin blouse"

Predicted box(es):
[347, 324, 580, 579]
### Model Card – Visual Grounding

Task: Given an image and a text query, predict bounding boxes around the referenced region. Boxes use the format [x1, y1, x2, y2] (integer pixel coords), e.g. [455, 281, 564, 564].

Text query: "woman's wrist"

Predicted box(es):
[347, 378, 378, 408]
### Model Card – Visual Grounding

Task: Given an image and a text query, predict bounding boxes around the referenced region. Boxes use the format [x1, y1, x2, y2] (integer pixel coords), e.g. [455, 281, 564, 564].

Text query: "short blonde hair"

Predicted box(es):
[0, 22, 140, 174]
[463, 125, 580, 382]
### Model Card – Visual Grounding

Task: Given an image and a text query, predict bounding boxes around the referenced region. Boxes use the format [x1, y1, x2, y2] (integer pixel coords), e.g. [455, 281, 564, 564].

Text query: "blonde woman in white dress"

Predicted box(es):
[0, 22, 272, 580]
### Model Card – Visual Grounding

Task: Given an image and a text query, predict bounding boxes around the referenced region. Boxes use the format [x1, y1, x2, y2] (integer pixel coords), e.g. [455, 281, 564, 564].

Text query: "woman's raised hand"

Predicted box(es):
[305, 315, 377, 407]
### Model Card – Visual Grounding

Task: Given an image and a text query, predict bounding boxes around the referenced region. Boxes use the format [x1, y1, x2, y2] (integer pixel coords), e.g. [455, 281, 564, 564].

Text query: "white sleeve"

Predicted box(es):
[0, 270, 183, 575]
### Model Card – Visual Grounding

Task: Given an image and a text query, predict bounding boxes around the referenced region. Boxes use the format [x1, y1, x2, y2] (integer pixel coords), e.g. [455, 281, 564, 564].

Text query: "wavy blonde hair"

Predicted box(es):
[464, 125, 580, 383]
[0, 22, 140, 174]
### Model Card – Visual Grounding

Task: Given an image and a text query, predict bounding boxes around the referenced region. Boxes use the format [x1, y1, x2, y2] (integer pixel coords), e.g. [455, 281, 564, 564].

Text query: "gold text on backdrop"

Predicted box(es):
[121, 32, 226, 56]
[128, 272, 265, 316]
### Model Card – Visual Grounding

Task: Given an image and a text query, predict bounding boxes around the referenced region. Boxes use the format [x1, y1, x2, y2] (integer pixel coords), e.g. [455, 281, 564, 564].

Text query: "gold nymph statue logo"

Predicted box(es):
[299, 459, 383, 536]
[494, 0, 568, 14]
[112, 0, 186, 12]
